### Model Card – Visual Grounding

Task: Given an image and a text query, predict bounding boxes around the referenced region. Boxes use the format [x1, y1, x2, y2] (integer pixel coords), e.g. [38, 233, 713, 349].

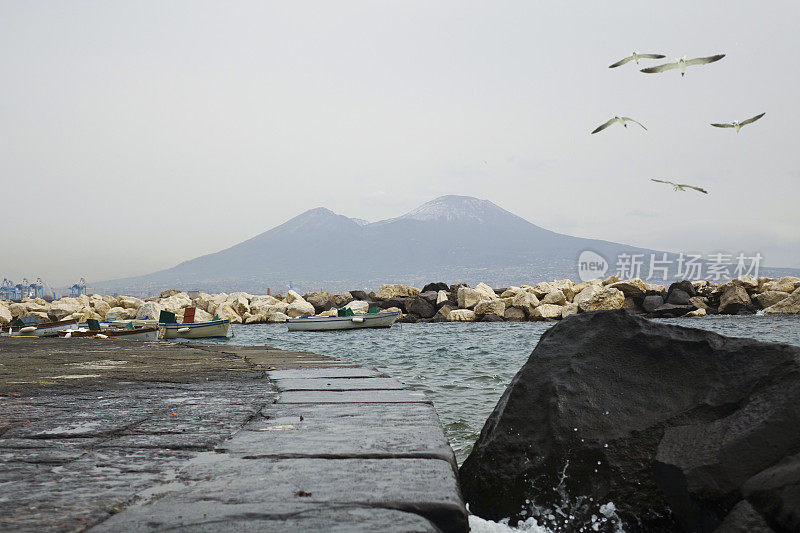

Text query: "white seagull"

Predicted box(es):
[608, 51, 666, 68]
[591, 116, 647, 134]
[651, 179, 708, 194]
[711, 112, 765, 133]
[640, 54, 725, 77]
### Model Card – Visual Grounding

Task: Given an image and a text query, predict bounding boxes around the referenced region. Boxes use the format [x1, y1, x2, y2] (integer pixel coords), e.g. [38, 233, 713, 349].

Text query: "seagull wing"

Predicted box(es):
[685, 54, 725, 67]
[591, 118, 616, 134]
[651, 178, 676, 186]
[640, 61, 679, 73]
[710, 123, 735, 128]
[680, 184, 708, 194]
[608, 55, 633, 68]
[621, 117, 647, 130]
[637, 54, 666, 59]
[740, 112, 766, 126]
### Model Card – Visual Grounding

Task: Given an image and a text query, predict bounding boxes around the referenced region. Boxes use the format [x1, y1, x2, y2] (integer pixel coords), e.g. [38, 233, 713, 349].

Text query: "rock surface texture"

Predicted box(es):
[0, 339, 468, 533]
[459, 310, 800, 532]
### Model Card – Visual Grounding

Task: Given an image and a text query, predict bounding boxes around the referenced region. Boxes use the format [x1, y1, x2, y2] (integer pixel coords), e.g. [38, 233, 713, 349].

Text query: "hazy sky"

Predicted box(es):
[2, 1, 798, 286]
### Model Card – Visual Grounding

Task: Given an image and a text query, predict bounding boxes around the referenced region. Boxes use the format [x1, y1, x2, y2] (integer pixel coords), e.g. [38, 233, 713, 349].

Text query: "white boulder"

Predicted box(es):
[474, 299, 506, 317]
[286, 298, 315, 318]
[541, 290, 567, 306]
[447, 309, 476, 322]
[575, 286, 625, 312]
[214, 302, 243, 324]
[136, 301, 164, 320]
[531, 304, 564, 320]
[267, 312, 289, 323]
[376, 284, 421, 300]
[0, 304, 12, 326]
[344, 300, 370, 314]
[511, 291, 540, 317]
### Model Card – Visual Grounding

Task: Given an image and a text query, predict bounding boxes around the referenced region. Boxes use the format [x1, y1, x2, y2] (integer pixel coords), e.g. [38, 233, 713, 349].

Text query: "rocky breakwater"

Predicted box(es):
[1, 275, 798, 327]
[459, 310, 800, 532]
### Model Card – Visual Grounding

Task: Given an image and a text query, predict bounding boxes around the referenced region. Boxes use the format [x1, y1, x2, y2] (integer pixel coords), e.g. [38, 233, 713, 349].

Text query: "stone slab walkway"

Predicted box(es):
[0, 338, 467, 532]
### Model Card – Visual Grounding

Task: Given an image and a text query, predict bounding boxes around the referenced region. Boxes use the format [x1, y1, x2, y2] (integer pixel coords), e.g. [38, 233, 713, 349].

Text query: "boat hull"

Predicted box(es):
[58, 326, 160, 341]
[286, 311, 399, 332]
[8, 319, 78, 337]
[161, 319, 230, 339]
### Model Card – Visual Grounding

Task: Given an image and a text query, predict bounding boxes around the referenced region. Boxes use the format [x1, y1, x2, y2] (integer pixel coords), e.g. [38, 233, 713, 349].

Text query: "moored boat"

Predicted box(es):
[160, 319, 230, 339]
[58, 325, 160, 341]
[6, 319, 79, 337]
[286, 310, 399, 332]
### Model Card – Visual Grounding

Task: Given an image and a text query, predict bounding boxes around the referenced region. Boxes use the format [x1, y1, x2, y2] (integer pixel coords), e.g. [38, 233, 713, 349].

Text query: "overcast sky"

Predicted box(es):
[1, 1, 798, 286]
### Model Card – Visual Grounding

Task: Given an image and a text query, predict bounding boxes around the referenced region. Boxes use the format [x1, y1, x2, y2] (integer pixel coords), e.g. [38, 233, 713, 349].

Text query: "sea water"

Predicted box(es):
[207, 314, 800, 531]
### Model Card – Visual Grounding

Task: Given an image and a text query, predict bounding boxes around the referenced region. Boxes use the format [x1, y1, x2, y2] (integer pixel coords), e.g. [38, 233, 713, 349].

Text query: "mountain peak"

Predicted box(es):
[396, 195, 516, 223]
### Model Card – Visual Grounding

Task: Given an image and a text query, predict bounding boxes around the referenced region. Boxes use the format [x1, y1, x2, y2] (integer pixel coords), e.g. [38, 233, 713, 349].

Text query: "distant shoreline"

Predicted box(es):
[3, 275, 799, 328]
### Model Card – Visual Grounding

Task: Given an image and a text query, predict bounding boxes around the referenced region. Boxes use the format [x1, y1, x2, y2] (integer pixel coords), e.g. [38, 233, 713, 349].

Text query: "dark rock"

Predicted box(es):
[668, 280, 696, 298]
[377, 298, 408, 312]
[349, 290, 369, 302]
[422, 282, 449, 293]
[667, 288, 692, 305]
[477, 314, 504, 322]
[419, 291, 439, 306]
[650, 303, 695, 318]
[397, 314, 419, 323]
[742, 453, 800, 532]
[406, 297, 437, 319]
[715, 500, 774, 533]
[432, 305, 454, 323]
[719, 285, 754, 315]
[449, 282, 469, 292]
[459, 310, 800, 532]
[642, 294, 664, 313]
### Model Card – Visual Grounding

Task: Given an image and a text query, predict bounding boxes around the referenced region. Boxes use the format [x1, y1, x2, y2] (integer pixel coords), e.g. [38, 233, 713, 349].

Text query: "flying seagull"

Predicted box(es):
[640, 54, 725, 76]
[711, 112, 765, 133]
[609, 51, 666, 68]
[651, 179, 708, 194]
[591, 116, 647, 134]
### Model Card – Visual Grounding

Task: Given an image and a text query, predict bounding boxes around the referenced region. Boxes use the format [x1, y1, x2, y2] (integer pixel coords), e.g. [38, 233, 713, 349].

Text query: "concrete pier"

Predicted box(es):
[0, 338, 468, 532]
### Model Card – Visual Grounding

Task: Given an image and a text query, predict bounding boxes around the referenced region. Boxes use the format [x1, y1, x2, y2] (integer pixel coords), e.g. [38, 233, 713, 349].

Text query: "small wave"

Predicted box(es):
[468, 515, 550, 533]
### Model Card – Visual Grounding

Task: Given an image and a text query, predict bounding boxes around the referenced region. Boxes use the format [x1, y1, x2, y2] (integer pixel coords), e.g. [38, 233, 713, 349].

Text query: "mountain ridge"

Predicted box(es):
[91, 195, 797, 295]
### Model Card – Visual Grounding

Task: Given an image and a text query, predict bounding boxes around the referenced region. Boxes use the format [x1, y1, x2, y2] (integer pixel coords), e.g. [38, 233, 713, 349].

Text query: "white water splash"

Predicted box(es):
[468, 515, 550, 533]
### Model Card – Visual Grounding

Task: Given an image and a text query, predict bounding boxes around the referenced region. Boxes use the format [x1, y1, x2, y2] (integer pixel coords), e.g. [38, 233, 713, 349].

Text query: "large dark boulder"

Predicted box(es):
[422, 282, 449, 293]
[349, 290, 369, 301]
[718, 285, 754, 315]
[376, 297, 407, 312]
[668, 280, 696, 298]
[649, 303, 695, 318]
[418, 291, 439, 306]
[406, 296, 437, 319]
[667, 288, 692, 305]
[642, 294, 664, 313]
[459, 310, 800, 532]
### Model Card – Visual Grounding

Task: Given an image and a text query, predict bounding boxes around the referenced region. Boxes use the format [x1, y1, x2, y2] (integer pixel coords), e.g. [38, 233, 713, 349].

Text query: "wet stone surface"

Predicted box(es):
[0, 337, 468, 532]
[0, 339, 276, 532]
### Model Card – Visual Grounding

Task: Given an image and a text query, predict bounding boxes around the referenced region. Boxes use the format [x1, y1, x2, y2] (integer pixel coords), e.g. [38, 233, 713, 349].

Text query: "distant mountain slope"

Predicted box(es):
[92, 196, 795, 295]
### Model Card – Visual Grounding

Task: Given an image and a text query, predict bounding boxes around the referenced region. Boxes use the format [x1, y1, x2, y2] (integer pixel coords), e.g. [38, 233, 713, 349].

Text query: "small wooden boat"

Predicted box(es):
[7, 319, 78, 337]
[58, 326, 159, 341]
[160, 319, 230, 339]
[286, 310, 399, 332]
[105, 318, 158, 328]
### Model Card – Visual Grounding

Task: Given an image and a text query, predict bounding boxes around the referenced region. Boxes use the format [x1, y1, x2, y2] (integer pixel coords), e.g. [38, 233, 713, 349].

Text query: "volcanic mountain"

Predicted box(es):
[92, 195, 681, 294]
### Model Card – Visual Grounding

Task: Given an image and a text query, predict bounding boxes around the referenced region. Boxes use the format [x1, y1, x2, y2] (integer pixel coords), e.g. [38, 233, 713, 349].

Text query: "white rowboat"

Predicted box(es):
[286, 311, 399, 332]
[161, 319, 230, 339]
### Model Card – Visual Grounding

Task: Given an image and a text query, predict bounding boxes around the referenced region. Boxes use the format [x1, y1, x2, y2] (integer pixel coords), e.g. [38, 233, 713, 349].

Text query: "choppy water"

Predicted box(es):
[206, 314, 800, 531]
[208, 314, 800, 465]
